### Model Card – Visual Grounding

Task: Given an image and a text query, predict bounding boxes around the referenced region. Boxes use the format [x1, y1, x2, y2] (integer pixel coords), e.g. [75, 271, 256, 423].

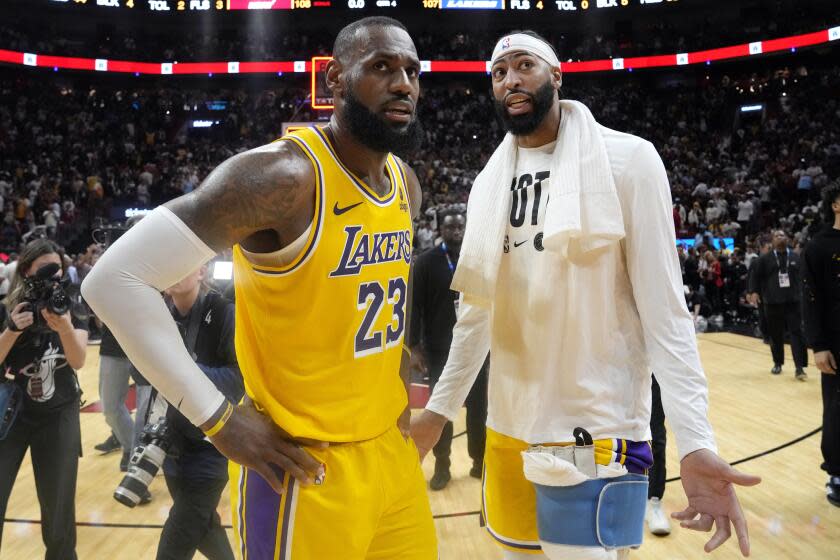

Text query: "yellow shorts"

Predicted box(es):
[229, 425, 437, 560]
[481, 427, 543, 554]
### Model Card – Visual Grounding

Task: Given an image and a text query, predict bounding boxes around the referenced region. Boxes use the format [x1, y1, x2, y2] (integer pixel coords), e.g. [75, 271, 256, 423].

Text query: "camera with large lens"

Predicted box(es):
[114, 419, 172, 508]
[21, 262, 71, 331]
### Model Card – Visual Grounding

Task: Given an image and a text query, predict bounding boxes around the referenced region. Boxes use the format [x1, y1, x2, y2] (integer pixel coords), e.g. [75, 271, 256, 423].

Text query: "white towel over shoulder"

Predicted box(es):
[452, 100, 625, 305]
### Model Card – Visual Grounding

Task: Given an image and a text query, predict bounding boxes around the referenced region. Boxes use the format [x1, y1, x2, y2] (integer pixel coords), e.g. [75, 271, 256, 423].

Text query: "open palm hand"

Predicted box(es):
[673, 449, 762, 556]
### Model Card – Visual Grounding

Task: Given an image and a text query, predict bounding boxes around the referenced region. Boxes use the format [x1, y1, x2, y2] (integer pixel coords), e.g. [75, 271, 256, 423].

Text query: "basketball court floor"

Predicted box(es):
[2, 332, 838, 559]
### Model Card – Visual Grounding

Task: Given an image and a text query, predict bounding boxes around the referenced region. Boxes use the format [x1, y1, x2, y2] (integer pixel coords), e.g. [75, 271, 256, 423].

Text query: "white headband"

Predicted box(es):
[491, 34, 560, 69]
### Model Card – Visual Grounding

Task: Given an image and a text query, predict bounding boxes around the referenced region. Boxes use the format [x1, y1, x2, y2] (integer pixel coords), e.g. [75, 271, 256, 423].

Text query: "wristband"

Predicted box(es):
[203, 401, 233, 438]
[6, 315, 22, 333]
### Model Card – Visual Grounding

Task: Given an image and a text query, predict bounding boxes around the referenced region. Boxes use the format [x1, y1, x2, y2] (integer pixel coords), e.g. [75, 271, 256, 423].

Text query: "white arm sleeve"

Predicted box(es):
[425, 295, 491, 420]
[81, 207, 226, 426]
[619, 141, 717, 459]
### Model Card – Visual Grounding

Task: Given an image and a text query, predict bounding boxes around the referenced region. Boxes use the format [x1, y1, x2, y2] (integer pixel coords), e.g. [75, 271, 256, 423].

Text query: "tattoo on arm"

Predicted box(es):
[165, 141, 315, 252]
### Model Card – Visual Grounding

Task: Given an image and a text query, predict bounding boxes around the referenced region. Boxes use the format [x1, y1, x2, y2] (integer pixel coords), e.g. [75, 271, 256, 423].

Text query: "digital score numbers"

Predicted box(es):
[227, 0, 399, 8]
[56, 0, 226, 11]
[502, 0, 679, 12]
[51, 0, 675, 11]
[52, 0, 398, 9]
[421, 0, 677, 11]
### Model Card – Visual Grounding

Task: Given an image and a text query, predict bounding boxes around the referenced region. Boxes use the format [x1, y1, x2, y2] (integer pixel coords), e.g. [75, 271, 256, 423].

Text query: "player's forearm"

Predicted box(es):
[425, 295, 491, 420]
[621, 141, 716, 459]
[81, 207, 226, 427]
[197, 363, 245, 407]
[635, 269, 716, 457]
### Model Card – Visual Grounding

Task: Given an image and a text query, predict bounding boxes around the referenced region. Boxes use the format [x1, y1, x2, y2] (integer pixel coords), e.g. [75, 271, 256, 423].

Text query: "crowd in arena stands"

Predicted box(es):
[415, 64, 839, 331]
[0, 78, 319, 254]
[0, 59, 838, 331]
[1, 1, 836, 66]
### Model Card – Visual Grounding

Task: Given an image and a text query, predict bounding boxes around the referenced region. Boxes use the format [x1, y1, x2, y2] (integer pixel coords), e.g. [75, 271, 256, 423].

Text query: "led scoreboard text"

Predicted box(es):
[49, 0, 678, 11]
[56, 0, 227, 10]
[50, 0, 400, 9]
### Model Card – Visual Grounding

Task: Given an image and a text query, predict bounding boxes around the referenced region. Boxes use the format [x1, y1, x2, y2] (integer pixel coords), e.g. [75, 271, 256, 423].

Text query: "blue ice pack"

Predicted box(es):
[533, 473, 648, 549]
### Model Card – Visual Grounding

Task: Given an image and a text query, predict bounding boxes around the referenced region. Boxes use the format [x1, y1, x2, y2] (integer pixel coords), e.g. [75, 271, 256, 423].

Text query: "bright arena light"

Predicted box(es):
[213, 261, 233, 281]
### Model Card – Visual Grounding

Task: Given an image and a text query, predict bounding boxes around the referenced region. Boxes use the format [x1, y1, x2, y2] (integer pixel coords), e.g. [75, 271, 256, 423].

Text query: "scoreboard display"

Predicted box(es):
[47, 0, 680, 13]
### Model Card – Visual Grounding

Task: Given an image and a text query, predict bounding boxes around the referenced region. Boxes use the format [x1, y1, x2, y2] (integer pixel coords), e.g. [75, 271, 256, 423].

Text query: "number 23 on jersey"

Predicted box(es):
[355, 277, 406, 358]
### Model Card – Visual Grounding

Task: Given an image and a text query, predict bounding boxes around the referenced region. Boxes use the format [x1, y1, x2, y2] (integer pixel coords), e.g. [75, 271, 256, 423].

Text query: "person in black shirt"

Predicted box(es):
[683, 248, 700, 291]
[155, 264, 242, 560]
[0, 239, 89, 560]
[725, 250, 749, 313]
[410, 209, 488, 491]
[748, 230, 808, 380]
[747, 241, 771, 343]
[802, 182, 840, 507]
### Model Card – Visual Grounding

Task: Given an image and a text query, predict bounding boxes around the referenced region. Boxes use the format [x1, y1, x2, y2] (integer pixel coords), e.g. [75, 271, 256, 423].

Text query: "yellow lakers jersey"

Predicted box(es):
[232, 126, 413, 442]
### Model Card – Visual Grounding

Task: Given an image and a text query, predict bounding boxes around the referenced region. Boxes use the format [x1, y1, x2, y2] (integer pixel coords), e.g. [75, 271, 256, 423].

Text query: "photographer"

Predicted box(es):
[0, 239, 89, 560]
[154, 264, 242, 560]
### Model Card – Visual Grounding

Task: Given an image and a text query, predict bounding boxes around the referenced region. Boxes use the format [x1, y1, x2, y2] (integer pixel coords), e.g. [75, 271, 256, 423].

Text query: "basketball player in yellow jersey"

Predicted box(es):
[82, 16, 437, 560]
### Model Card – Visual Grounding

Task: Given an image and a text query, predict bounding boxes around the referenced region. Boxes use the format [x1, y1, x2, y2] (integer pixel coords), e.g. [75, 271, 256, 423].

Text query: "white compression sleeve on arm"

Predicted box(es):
[425, 295, 492, 420]
[81, 206, 226, 427]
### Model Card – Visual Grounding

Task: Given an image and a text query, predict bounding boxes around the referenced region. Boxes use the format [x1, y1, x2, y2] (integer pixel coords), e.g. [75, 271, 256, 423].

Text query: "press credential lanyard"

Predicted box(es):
[774, 249, 791, 288]
[441, 243, 458, 313]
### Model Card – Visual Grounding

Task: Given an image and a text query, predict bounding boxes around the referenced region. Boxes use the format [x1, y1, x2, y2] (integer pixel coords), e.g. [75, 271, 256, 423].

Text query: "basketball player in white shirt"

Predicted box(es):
[411, 31, 760, 560]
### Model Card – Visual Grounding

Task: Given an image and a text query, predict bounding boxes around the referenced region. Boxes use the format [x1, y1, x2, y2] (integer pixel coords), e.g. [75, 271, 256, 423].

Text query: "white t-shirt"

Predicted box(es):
[759, 185, 771, 202]
[43, 210, 58, 228]
[737, 200, 753, 222]
[705, 205, 722, 223]
[427, 127, 715, 459]
[417, 227, 435, 251]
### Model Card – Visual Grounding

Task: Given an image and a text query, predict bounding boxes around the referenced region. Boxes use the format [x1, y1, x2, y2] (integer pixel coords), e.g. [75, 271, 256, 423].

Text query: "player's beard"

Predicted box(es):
[343, 90, 423, 155]
[494, 81, 556, 136]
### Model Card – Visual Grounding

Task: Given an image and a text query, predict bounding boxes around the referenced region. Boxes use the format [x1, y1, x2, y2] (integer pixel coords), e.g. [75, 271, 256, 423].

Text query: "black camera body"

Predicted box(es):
[21, 263, 71, 331]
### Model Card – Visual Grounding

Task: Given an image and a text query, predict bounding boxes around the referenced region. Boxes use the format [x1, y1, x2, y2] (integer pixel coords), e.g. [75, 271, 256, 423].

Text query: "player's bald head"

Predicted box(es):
[333, 16, 412, 65]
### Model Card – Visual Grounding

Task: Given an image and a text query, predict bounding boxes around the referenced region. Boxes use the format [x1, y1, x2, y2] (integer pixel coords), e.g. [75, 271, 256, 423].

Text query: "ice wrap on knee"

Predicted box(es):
[521, 429, 648, 558]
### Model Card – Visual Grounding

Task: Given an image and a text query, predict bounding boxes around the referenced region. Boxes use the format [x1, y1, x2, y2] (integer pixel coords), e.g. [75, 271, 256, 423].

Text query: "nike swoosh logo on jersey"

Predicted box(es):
[514, 239, 529, 248]
[333, 201, 364, 216]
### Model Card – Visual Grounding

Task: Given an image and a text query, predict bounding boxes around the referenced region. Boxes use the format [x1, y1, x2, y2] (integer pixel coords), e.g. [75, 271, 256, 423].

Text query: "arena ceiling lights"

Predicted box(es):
[0, 26, 837, 76]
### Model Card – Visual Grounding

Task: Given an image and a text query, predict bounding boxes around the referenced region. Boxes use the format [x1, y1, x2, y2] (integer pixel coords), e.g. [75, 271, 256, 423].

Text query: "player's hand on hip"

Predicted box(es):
[398, 405, 411, 439]
[409, 409, 448, 461]
[814, 350, 837, 374]
[209, 400, 327, 495]
[674, 449, 761, 557]
[409, 347, 428, 376]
